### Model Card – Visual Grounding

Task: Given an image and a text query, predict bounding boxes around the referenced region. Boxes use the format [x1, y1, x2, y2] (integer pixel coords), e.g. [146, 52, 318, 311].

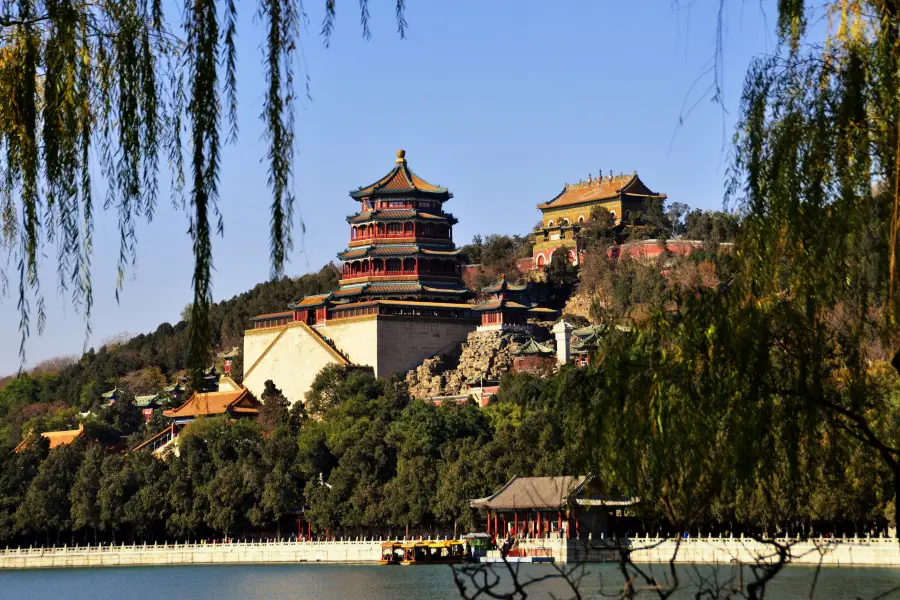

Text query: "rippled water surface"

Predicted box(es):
[1, 563, 899, 599]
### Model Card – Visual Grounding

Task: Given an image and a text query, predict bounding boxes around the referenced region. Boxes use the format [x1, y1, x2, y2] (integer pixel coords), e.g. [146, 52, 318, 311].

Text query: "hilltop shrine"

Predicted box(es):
[532, 171, 666, 268]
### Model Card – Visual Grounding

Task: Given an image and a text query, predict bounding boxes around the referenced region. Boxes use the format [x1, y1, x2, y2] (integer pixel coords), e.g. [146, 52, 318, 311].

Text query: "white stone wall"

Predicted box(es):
[318, 318, 379, 374]
[243, 325, 342, 405]
[242, 316, 477, 404]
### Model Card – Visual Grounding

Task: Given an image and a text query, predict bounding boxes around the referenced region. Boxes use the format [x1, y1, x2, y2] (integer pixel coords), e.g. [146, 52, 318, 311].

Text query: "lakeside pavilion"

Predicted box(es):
[470, 475, 638, 540]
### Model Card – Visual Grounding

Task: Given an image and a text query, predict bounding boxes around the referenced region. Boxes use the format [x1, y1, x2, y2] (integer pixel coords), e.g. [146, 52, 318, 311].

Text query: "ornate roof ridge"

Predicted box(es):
[563, 171, 635, 192]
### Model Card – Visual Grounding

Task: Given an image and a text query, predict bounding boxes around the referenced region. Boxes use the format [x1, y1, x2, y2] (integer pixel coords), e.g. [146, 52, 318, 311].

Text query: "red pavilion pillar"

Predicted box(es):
[537, 511, 542, 538]
[514, 512, 518, 536]
[486, 511, 491, 535]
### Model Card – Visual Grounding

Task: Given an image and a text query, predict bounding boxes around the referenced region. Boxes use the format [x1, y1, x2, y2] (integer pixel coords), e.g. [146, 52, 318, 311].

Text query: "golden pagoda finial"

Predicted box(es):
[396, 149, 407, 164]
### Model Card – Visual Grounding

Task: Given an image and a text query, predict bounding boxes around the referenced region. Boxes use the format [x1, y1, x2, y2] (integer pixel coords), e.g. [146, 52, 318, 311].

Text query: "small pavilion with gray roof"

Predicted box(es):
[470, 475, 638, 540]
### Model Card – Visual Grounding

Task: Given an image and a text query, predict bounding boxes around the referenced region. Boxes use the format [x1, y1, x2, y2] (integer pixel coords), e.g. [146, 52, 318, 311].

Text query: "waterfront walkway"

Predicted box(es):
[2, 536, 900, 569]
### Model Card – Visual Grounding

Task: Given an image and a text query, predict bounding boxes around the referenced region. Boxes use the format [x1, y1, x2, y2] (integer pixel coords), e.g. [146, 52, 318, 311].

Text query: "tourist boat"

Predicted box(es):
[381, 540, 469, 565]
[380, 542, 404, 565]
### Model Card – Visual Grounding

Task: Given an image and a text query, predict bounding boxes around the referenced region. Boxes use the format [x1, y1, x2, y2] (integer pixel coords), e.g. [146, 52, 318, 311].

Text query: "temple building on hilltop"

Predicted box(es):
[243, 151, 484, 405]
[532, 171, 666, 268]
[333, 148, 468, 304]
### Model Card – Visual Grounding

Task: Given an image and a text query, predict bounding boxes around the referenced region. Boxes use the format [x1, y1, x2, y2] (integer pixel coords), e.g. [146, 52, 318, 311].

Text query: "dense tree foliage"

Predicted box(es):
[0, 266, 337, 446]
[0, 365, 581, 545]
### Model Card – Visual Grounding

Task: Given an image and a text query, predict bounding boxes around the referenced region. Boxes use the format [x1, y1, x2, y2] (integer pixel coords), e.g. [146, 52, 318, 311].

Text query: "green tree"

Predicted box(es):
[258, 379, 289, 434]
[15, 441, 82, 544]
[69, 443, 104, 541]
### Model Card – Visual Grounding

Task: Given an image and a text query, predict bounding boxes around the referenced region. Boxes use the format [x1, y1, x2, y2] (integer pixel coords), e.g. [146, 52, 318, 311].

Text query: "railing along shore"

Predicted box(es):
[2, 535, 900, 568]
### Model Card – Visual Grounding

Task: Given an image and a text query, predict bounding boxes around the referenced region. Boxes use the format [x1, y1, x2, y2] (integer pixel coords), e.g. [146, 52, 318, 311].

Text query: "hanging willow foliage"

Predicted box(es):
[0, 0, 408, 385]
[724, 0, 900, 531]
[728, 1, 900, 340]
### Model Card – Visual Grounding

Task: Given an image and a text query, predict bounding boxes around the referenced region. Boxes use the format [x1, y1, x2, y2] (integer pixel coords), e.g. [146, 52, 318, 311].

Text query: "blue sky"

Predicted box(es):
[0, 0, 779, 373]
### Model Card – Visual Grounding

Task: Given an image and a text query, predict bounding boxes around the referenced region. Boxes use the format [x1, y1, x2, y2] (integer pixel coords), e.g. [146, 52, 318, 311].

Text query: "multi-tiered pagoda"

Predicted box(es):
[338, 149, 468, 300]
[285, 150, 470, 325]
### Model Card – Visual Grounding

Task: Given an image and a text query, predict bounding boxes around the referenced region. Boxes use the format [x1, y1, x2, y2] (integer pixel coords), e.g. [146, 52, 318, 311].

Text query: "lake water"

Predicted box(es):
[1, 563, 899, 599]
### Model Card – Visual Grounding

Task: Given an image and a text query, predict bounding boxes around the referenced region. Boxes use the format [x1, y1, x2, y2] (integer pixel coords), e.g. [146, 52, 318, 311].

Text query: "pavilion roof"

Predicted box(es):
[512, 339, 555, 356]
[290, 293, 332, 308]
[249, 311, 293, 321]
[350, 150, 451, 200]
[163, 388, 260, 419]
[134, 393, 164, 408]
[332, 286, 366, 297]
[571, 324, 607, 350]
[482, 278, 527, 294]
[43, 423, 85, 449]
[470, 475, 588, 510]
[472, 298, 530, 311]
[537, 173, 664, 210]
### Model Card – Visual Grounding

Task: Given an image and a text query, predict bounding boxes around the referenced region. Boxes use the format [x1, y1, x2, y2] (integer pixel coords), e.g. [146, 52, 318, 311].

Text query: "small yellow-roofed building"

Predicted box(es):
[133, 386, 262, 456]
[162, 387, 261, 422]
[14, 423, 85, 453]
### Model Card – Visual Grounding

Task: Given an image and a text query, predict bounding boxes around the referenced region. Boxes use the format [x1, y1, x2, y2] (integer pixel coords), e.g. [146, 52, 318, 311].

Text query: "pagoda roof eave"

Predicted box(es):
[338, 246, 461, 260]
[346, 210, 458, 225]
[350, 187, 452, 200]
[328, 298, 474, 311]
[349, 152, 451, 200]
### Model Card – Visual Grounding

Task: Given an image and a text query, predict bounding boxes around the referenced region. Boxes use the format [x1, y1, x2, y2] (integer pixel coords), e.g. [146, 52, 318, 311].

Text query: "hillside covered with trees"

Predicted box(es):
[0, 266, 338, 447]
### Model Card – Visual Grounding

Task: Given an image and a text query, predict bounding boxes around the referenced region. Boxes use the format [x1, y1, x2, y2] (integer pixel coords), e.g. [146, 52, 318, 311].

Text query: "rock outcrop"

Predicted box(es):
[406, 330, 520, 399]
